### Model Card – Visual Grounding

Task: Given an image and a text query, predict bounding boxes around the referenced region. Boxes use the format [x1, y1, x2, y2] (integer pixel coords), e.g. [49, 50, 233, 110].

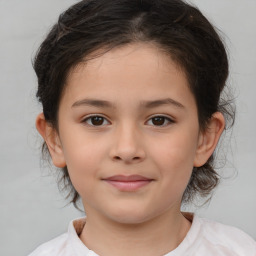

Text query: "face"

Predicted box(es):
[52, 44, 204, 224]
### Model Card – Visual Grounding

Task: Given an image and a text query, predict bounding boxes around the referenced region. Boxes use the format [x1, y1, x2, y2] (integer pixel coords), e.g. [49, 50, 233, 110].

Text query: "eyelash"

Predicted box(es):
[82, 115, 175, 127]
[147, 116, 174, 127]
[82, 115, 110, 126]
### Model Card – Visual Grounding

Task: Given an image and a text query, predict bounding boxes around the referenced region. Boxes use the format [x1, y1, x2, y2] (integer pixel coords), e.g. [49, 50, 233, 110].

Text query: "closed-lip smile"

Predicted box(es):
[102, 175, 154, 191]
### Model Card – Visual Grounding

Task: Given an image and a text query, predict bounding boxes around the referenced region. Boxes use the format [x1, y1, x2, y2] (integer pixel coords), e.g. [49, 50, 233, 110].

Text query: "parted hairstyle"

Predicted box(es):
[34, 0, 235, 208]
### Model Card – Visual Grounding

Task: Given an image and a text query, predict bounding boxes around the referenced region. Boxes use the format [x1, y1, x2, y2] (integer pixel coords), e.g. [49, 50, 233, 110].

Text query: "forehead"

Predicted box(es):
[63, 43, 195, 109]
[69, 43, 184, 80]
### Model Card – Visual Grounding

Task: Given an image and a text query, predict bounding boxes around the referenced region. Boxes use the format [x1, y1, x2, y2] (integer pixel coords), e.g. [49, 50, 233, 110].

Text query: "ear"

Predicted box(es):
[194, 112, 225, 167]
[35, 113, 66, 168]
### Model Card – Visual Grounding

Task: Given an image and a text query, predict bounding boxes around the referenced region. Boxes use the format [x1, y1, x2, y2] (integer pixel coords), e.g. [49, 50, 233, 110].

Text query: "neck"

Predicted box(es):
[79, 209, 192, 256]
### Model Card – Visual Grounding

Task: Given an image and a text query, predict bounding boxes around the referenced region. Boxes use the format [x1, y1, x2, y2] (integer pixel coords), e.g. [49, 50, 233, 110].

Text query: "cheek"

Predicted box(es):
[150, 130, 198, 168]
[60, 136, 107, 192]
[148, 130, 198, 189]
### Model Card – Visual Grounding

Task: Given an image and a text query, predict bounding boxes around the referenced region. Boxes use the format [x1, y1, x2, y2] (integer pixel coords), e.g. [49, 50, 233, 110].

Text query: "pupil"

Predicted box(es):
[92, 116, 104, 125]
[153, 117, 164, 125]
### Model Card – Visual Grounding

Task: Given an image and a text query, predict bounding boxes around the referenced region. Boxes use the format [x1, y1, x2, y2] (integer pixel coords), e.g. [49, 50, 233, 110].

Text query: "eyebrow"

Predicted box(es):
[72, 98, 185, 109]
[141, 98, 185, 109]
[72, 99, 114, 108]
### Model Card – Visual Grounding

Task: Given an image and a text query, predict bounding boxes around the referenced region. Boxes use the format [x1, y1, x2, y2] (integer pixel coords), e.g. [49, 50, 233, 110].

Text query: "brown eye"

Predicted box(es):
[152, 117, 165, 126]
[91, 116, 104, 126]
[83, 116, 110, 126]
[147, 116, 173, 126]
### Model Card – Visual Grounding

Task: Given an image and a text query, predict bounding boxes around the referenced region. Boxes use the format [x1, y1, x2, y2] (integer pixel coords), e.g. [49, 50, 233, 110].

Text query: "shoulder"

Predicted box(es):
[28, 233, 69, 256]
[28, 234, 69, 256]
[196, 216, 256, 255]
[28, 217, 88, 256]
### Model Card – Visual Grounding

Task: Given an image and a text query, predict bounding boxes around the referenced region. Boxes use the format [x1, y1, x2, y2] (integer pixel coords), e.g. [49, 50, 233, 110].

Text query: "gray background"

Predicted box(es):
[0, 0, 255, 255]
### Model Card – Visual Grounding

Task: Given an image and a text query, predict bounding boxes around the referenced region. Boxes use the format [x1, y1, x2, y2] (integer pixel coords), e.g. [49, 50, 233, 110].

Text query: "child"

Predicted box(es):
[29, 0, 256, 255]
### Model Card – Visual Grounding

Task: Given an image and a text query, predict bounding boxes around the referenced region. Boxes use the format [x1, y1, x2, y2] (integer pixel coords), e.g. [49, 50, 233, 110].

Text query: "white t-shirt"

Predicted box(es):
[28, 214, 256, 256]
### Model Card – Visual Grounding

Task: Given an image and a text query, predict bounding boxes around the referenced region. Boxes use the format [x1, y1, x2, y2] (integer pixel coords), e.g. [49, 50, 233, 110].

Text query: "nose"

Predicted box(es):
[109, 124, 146, 164]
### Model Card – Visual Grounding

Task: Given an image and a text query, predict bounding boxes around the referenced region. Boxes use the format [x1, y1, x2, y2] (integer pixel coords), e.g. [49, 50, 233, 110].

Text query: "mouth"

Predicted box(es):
[102, 175, 154, 192]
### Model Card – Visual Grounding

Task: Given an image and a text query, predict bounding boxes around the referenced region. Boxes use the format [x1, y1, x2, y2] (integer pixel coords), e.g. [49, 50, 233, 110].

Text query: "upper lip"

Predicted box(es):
[103, 175, 153, 182]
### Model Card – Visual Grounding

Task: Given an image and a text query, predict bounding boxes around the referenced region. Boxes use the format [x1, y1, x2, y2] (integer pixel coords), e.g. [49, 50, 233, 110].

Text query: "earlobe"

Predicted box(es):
[35, 113, 66, 168]
[194, 112, 225, 167]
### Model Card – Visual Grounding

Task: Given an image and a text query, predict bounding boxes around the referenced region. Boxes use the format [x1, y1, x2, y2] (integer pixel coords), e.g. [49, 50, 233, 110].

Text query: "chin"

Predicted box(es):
[106, 207, 158, 225]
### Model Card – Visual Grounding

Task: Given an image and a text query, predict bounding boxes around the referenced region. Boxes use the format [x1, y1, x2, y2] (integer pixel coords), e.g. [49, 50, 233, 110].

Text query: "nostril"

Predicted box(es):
[113, 156, 141, 161]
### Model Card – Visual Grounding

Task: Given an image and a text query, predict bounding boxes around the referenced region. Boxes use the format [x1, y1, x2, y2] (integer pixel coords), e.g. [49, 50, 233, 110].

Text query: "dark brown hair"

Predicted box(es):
[34, 0, 234, 208]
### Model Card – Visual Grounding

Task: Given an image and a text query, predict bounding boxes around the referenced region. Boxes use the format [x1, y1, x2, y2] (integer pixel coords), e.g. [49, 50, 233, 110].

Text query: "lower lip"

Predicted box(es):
[104, 180, 152, 191]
